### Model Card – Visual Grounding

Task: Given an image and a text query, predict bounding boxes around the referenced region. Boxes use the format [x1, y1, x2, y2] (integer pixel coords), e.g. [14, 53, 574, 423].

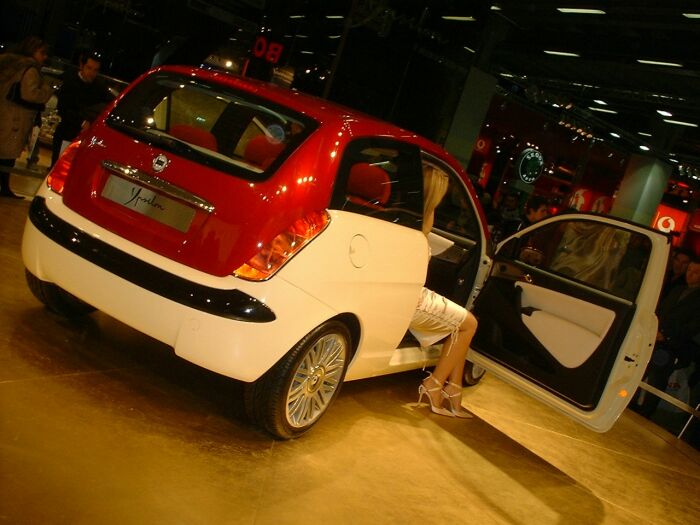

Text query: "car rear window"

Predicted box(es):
[106, 72, 317, 180]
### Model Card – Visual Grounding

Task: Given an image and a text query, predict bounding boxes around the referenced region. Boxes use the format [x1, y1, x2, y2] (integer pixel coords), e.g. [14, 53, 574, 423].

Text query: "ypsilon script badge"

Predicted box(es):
[152, 154, 170, 173]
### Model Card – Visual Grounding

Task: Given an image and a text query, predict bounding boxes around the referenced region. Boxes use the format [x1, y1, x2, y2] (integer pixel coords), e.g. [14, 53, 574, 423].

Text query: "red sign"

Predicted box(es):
[477, 161, 492, 187]
[474, 137, 491, 155]
[568, 188, 592, 211]
[252, 36, 284, 64]
[653, 204, 690, 246]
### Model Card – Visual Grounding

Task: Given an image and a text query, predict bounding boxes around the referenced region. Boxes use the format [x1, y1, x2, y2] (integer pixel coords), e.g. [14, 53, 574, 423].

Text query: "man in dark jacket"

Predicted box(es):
[633, 256, 700, 417]
[51, 51, 113, 165]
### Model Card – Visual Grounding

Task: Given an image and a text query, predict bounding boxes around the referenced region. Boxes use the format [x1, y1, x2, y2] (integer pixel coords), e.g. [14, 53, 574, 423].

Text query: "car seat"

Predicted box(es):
[346, 162, 391, 209]
[243, 135, 285, 169]
[170, 124, 218, 152]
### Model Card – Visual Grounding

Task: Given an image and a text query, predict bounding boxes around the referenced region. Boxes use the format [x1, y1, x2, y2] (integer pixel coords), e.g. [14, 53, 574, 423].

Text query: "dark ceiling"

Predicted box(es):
[273, 0, 700, 185]
[473, 1, 700, 175]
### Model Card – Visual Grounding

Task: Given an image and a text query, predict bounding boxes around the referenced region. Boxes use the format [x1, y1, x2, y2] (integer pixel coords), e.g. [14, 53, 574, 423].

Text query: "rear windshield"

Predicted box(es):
[106, 72, 317, 180]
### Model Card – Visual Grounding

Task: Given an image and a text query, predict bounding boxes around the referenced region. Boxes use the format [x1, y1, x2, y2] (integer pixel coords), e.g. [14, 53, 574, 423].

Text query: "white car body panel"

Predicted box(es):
[279, 210, 430, 380]
[23, 185, 339, 382]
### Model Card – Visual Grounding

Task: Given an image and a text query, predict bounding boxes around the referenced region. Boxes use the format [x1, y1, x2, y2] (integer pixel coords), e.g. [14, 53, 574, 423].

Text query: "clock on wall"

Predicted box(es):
[516, 147, 544, 184]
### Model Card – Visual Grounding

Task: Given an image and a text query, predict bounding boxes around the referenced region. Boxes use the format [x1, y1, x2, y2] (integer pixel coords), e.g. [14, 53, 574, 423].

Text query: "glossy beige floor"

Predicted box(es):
[2, 174, 699, 525]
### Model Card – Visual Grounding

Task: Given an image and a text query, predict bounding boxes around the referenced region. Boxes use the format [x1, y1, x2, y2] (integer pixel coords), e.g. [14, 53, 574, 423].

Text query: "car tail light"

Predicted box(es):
[46, 140, 81, 194]
[234, 210, 330, 281]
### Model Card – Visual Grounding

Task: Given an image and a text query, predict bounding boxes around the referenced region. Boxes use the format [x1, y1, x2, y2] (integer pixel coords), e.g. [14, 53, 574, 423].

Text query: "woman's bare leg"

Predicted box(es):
[421, 312, 478, 406]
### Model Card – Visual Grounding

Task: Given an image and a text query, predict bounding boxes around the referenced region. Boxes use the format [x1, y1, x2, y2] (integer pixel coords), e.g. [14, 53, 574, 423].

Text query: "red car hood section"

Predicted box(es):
[61, 123, 336, 277]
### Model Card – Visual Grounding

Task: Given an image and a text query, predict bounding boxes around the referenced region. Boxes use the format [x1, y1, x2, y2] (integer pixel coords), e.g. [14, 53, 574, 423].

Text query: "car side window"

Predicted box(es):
[332, 138, 424, 230]
[422, 159, 481, 241]
[513, 220, 651, 301]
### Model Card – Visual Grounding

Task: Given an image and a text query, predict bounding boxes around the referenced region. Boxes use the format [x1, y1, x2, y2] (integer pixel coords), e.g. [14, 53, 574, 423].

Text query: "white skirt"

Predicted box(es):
[409, 287, 467, 349]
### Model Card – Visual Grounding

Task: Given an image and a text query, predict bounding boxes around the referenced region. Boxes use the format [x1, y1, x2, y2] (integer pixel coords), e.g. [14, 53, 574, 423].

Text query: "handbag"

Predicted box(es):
[6, 67, 46, 112]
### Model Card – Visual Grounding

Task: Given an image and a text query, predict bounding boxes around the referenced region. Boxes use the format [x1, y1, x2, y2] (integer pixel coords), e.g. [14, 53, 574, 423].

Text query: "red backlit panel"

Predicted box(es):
[653, 204, 690, 246]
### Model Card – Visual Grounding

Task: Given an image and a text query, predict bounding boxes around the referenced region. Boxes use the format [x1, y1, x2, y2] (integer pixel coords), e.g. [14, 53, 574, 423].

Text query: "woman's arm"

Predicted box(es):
[20, 66, 53, 105]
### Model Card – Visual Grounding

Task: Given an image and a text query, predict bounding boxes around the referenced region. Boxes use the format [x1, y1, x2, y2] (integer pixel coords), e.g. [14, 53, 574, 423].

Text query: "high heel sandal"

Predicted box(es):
[417, 375, 453, 417]
[442, 382, 473, 419]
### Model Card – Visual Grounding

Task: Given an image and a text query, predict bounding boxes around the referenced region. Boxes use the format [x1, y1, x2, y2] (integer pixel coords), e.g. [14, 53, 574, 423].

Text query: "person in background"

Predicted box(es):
[51, 50, 114, 165]
[488, 191, 521, 244]
[660, 248, 692, 301]
[632, 255, 700, 417]
[0, 36, 53, 198]
[492, 194, 550, 243]
[519, 195, 550, 229]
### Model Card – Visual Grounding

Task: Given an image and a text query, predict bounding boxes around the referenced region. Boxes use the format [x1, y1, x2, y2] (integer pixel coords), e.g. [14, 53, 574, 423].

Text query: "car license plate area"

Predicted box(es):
[101, 175, 195, 232]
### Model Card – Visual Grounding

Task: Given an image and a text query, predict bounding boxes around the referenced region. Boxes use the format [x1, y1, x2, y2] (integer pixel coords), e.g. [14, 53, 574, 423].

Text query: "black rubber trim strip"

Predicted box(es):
[29, 197, 275, 323]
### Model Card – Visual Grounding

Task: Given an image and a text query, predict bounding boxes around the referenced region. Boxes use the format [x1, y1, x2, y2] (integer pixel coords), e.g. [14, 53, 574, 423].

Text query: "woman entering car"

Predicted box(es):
[412, 165, 478, 418]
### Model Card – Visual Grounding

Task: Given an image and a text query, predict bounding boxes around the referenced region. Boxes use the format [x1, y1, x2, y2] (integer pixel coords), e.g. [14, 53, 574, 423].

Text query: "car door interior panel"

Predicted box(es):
[473, 240, 638, 410]
[516, 281, 616, 368]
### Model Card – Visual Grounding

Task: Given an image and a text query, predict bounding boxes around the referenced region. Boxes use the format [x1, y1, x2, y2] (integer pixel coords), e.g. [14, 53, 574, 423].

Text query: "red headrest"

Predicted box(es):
[347, 162, 391, 206]
[170, 124, 218, 152]
[244, 135, 285, 169]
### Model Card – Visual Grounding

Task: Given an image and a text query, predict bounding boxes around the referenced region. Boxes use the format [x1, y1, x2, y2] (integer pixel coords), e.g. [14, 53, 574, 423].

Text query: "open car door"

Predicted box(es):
[470, 214, 670, 431]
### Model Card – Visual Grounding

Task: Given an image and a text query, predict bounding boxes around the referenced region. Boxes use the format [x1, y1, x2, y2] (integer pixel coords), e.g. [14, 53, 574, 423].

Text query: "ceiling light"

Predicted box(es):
[639, 145, 650, 151]
[326, 15, 344, 19]
[593, 99, 607, 105]
[589, 106, 618, 114]
[490, 5, 502, 10]
[328, 35, 341, 39]
[637, 59, 683, 67]
[544, 50, 580, 57]
[682, 13, 700, 18]
[663, 119, 698, 127]
[557, 8, 606, 15]
[610, 132, 620, 138]
[289, 15, 305, 19]
[638, 131, 652, 137]
[442, 16, 476, 21]
[656, 110, 673, 117]
[464, 46, 475, 53]
[301, 50, 314, 55]
[669, 158, 679, 163]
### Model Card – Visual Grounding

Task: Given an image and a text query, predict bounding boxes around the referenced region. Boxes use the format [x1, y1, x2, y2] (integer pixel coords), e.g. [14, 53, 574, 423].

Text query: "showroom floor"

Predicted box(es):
[1, 172, 699, 525]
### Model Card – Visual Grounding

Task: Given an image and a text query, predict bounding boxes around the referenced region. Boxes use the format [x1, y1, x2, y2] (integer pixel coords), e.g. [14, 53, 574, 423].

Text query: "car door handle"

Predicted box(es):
[520, 273, 533, 284]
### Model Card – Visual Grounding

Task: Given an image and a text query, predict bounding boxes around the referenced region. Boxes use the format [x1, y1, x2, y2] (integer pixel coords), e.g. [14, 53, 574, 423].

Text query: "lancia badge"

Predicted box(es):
[152, 154, 170, 172]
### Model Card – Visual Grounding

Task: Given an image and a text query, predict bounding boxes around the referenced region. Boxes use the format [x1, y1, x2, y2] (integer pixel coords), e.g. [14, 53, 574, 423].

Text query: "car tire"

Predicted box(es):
[25, 270, 96, 318]
[464, 361, 486, 386]
[246, 320, 351, 439]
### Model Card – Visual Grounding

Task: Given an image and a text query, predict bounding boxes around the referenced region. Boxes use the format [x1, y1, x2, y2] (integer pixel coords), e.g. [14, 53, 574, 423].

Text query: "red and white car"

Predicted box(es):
[22, 66, 669, 438]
